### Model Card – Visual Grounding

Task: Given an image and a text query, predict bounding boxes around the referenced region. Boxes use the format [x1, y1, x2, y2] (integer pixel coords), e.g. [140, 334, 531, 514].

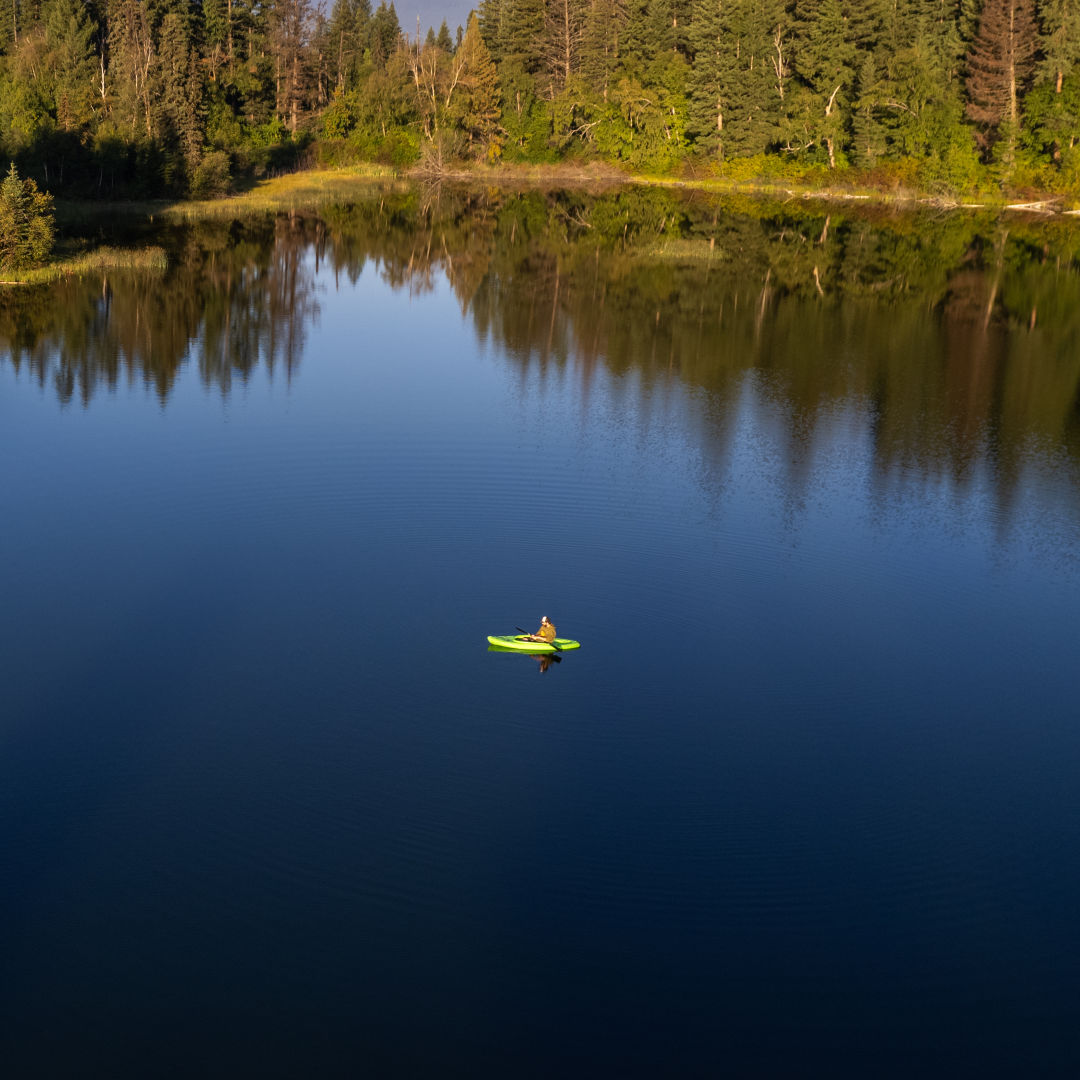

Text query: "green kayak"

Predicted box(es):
[487, 635, 581, 653]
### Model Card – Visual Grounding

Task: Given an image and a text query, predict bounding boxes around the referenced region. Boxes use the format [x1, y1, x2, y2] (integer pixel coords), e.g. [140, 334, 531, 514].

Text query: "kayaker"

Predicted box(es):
[534, 616, 557, 643]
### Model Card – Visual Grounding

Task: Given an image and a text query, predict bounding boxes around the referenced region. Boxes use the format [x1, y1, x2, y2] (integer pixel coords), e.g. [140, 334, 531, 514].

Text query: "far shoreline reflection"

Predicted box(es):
[3, 185, 1079, 524]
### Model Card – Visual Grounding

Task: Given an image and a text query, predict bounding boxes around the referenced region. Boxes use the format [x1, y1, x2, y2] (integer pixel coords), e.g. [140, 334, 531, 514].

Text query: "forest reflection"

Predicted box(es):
[3, 185, 1080, 506]
[1, 213, 321, 405]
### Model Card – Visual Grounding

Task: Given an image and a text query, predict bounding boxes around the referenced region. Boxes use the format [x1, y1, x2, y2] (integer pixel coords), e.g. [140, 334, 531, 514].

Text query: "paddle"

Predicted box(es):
[515, 625, 562, 651]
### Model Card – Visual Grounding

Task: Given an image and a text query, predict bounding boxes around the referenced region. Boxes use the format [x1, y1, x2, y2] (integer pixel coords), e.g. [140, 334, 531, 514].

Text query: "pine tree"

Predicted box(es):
[580, 0, 628, 100]
[155, 9, 203, 174]
[326, 0, 371, 90]
[622, 0, 654, 68]
[687, 0, 735, 155]
[851, 51, 885, 165]
[1037, 0, 1080, 94]
[369, 1, 400, 68]
[649, 0, 693, 58]
[623, 0, 691, 67]
[0, 161, 54, 271]
[108, 0, 156, 138]
[451, 12, 501, 155]
[1020, 0, 1080, 165]
[689, 0, 787, 159]
[965, 0, 1038, 162]
[502, 0, 545, 73]
[44, 0, 98, 131]
[476, 0, 504, 62]
[268, 0, 315, 133]
[203, 0, 231, 78]
[792, 0, 861, 166]
[541, 0, 585, 92]
[1, 0, 19, 53]
[872, 0, 963, 151]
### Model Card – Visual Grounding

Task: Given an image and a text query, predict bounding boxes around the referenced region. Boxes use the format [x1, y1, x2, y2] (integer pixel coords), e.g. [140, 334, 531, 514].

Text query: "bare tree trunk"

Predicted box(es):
[1007, 3, 1017, 127]
[772, 26, 787, 100]
[276, 56, 282, 122]
[563, 0, 573, 86]
[824, 85, 841, 168]
[291, 53, 300, 131]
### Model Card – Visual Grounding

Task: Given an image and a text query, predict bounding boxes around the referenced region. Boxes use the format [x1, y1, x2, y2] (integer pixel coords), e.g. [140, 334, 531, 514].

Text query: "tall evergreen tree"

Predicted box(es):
[965, 0, 1038, 162]
[1037, 0, 1080, 94]
[688, 0, 736, 155]
[580, 0, 628, 100]
[851, 50, 886, 165]
[450, 12, 500, 154]
[541, 0, 585, 92]
[203, 0, 231, 78]
[44, 0, 98, 130]
[476, 0, 504, 62]
[369, 1, 400, 68]
[325, 0, 371, 90]
[269, 0, 315, 132]
[155, 9, 203, 173]
[690, 0, 787, 158]
[791, 0, 861, 166]
[107, 0, 156, 138]
[502, 0, 545, 73]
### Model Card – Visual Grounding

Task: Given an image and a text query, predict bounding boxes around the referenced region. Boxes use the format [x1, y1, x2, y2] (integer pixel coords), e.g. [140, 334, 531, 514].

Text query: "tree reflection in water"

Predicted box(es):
[2, 185, 1079, 520]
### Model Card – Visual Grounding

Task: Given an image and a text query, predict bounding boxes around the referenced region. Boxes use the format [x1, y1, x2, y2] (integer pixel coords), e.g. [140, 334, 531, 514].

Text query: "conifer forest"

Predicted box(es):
[1, 0, 1079, 198]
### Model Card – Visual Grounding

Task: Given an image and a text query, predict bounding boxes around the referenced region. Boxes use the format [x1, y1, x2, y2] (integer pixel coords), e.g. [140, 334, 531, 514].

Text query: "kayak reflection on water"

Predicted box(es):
[484, 645, 565, 672]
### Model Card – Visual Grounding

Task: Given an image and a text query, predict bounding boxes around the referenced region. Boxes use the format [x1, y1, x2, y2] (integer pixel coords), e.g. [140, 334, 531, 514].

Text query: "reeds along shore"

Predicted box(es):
[1, 247, 168, 286]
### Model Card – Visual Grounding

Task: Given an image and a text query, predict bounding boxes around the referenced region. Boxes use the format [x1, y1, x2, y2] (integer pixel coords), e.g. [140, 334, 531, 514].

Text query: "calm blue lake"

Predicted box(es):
[2, 187, 1079, 1076]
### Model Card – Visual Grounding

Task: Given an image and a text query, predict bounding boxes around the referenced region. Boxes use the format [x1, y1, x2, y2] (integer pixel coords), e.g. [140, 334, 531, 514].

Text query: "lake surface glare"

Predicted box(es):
[2, 187, 1079, 1076]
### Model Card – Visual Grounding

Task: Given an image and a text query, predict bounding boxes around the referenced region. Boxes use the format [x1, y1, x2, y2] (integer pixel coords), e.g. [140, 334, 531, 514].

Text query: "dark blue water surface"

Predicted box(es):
[2, 190, 1080, 1076]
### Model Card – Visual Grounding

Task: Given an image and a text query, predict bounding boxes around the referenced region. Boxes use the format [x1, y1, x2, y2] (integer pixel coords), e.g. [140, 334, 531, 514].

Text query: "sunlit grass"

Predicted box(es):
[50, 166, 401, 227]
[160, 165, 401, 219]
[0, 245, 168, 285]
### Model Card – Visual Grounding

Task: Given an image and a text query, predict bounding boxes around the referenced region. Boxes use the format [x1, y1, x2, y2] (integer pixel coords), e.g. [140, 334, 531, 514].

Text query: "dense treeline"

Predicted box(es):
[1, 0, 1079, 197]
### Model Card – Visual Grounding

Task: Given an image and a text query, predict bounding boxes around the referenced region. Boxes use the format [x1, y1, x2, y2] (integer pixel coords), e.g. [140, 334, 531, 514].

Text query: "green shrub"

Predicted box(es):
[190, 150, 233, 198]
[0, 162, 54, 272]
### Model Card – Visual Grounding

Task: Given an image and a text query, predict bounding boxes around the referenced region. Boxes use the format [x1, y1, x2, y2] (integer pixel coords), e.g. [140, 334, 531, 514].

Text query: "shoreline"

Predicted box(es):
[408, 161, 1080, 216]
[49, 162, 1080, 222]
[9, 161, 1077, 287]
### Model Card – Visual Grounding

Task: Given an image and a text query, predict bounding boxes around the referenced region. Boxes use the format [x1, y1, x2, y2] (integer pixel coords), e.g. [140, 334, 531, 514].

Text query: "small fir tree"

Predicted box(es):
[0, 163, 55, 272]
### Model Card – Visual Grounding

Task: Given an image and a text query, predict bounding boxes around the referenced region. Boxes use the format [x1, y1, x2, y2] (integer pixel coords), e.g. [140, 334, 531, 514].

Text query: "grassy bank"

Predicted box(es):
[1, 245, 168, 286]
[52, 164, 401, 227]
[161, 164, 400, 219]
